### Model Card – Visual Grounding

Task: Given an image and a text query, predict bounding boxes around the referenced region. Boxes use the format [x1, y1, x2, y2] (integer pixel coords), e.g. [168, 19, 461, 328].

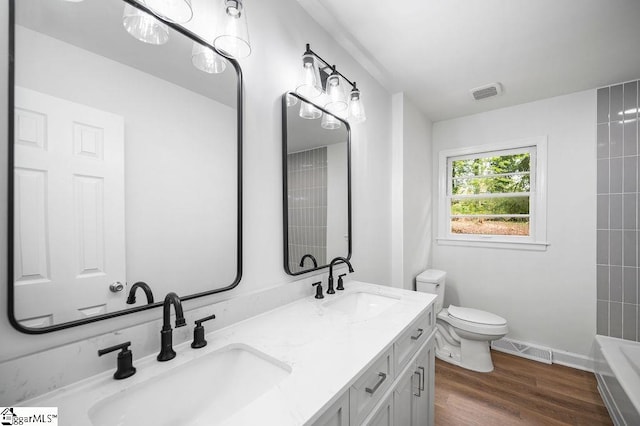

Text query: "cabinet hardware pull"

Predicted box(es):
[365, 372, 387, 395]
[411, 328, 424, 340]
[418, 366, 425, 391]
[413, 371, 421, 397]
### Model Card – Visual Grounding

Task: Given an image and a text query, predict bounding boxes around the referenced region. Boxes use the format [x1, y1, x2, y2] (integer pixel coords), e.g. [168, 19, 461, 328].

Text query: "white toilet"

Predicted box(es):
[416, 269, 508, 373]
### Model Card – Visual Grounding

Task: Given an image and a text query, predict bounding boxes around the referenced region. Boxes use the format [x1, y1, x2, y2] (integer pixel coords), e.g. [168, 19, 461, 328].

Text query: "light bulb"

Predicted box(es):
[299, 101, 322, 120]
[286, 93, 299, 107]
[321, 112, 342, 130]
[295, 53, 322, 99]
[213, 0, 251, 59]
[348, 87, 366, 123]
[192, 42, 227, 74]
[123, 4, 169, 45]
[325, 73, 348, 113]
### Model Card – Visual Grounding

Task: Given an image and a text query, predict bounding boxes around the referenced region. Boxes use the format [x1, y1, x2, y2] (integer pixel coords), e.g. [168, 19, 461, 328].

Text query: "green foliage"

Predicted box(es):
[451, 197, 529, 216]
[450, 153, 531, 218]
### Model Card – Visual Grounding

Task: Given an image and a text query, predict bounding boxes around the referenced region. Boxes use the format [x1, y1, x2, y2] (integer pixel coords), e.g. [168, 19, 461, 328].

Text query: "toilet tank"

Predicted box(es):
[416, 269, 446, 313]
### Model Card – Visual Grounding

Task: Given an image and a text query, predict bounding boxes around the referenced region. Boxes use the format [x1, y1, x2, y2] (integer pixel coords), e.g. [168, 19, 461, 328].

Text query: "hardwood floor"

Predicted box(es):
[434, 350, 613, 425]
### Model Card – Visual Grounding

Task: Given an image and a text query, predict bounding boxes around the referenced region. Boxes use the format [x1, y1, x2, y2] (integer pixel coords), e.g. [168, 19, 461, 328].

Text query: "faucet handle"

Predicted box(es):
[312, 281, 324, 299]
[98, 341, 136, 380]
[337, 273, 347, 291]
[192, 314, 216, 349]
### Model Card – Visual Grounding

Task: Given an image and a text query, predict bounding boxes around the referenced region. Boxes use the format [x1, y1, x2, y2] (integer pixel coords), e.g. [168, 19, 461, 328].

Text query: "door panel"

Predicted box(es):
[14, 87, 126, 325]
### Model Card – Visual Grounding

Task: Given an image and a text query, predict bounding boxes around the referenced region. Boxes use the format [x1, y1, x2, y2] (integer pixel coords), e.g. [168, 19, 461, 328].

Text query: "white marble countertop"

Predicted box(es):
[21, 281, 435, 425]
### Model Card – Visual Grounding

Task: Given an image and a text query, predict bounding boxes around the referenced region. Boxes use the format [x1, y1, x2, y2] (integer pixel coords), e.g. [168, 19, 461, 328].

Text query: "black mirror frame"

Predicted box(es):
[281, 91, 352, 276]
[7, 0, 243, 334]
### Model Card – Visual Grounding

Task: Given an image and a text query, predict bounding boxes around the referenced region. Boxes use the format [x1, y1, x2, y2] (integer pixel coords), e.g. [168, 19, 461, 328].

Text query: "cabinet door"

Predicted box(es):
[393, 363, 418, 425]
[367, 394, 393, 426]
[415, 337, 435, 426]
[313, 391, 349, 426]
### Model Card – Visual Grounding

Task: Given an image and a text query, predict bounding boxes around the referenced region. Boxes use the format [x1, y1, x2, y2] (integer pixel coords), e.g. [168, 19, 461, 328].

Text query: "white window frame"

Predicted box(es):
[437, 136, 549, 251]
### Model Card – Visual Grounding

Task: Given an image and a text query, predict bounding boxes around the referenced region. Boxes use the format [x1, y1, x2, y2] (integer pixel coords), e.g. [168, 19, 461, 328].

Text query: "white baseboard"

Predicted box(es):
[491, 337, 595, 372]
[553, 349, 595, 372]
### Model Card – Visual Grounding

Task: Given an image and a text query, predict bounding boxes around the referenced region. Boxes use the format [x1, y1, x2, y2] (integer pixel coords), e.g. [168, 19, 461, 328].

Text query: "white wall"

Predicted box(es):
[391, 93, 433, 290]
[0, 0, 393, 375]
[432, 90, 596, 356]
[327, 142, 348, 259]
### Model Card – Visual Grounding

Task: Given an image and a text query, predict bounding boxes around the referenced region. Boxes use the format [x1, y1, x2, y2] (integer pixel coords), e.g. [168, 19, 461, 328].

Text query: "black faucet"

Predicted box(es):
[191, 314, 216, 349]
[157, 292, 187, 362]
[337, 273, 347, 291]
[299, 254, 318, 269]
[98, 341, 136, 380]
[328, 257, 354, 294]
[312, 281, 324, 299]
[126, 281, 154, 305]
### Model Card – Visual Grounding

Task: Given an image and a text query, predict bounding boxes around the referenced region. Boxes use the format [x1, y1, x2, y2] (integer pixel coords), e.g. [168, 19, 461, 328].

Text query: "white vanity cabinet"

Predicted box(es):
[392, 337, 435, 425]
[17, 282, 437, 426]
[313, 303, 436, 426]
[314, 391, 350, 426]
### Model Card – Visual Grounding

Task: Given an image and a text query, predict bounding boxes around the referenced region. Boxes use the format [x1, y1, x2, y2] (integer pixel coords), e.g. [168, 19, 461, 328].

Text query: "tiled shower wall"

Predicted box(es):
[287, 147, 328, 273]
[596, 80, 640, 341]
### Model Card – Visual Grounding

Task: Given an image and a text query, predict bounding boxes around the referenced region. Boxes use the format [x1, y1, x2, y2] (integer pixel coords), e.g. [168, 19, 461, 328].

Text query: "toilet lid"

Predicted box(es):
[448, 305, 506, 325]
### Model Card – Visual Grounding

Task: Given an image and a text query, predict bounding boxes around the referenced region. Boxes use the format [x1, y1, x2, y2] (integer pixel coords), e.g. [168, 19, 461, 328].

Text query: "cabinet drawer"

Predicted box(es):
[350, 347, 393, 425]
[393, 306, 432, 374]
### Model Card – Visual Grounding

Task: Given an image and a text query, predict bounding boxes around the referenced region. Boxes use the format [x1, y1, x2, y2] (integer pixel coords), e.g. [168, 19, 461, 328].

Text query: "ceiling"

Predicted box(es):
[297, 0, 640, 122]
[286, 94, 348, 153]
[15, 0, 237, 108]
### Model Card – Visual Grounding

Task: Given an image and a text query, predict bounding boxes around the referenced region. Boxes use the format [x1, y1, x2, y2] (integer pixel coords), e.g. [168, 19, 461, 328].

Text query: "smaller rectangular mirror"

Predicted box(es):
[282, 92, 351, 275]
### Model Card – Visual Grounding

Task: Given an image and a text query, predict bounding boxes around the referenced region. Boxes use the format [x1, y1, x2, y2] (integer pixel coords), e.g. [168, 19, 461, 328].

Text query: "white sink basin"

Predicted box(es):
[324, 291, 400, 319]
[88, 344, 291, 426]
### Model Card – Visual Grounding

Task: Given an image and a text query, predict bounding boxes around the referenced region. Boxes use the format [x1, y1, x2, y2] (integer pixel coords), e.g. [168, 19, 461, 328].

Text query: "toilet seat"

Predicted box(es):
[438, 306, 508, 336]
[447, 305, 506, 325]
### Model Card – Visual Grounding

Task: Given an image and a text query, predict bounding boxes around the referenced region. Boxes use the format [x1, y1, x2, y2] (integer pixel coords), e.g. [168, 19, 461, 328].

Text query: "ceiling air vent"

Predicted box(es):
[470, 82, 503, 101]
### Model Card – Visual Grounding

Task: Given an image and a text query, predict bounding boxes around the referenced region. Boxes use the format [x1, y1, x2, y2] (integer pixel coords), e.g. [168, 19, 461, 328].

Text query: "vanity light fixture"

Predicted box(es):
[213, 0, 252, 59]
[123, 3, 169, 45]
[321, 110, 342, 130]
[299, 100, 322, 120]
[295, 43, 367, 125]
[324, 67, 348, 114]
[285, 93, 299, 107]
[295, 48, 323, 99]
[192, 42, 227, 74]
[144, 0, 193, 24]
[348, 84, 366, 124]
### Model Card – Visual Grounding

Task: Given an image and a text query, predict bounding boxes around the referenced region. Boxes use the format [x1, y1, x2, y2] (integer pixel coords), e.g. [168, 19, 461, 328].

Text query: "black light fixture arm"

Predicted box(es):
[305, 43, 358, 91]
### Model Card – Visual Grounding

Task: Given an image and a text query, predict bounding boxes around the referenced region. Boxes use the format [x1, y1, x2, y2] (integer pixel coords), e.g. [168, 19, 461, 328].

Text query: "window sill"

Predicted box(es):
[436, 237, 550, 251]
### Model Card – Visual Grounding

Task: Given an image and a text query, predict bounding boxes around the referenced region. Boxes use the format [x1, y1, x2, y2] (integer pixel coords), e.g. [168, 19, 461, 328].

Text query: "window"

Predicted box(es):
[438, 137, 548, 250]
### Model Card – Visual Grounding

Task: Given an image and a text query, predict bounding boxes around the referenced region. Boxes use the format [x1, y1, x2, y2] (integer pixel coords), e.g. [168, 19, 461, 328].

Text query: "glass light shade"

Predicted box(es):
[299, 101, 322, 120]
[192, 42, 227, 74]
[144, 0, 193, 23]
[321, 112, 342, 130]
[324, 74, 348, 113]
[213, 0, 251, 59]
[348, 88, 366, 123]
[295, 53, 322, 99]
[286, 93, 299, 107]
[123, 4, 169, 45]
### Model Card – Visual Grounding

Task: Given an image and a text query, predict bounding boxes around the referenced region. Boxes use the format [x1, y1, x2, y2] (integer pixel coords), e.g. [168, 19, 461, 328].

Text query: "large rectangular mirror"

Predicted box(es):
[9, 0, 242, 333]
[282, 92, 351, 275]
